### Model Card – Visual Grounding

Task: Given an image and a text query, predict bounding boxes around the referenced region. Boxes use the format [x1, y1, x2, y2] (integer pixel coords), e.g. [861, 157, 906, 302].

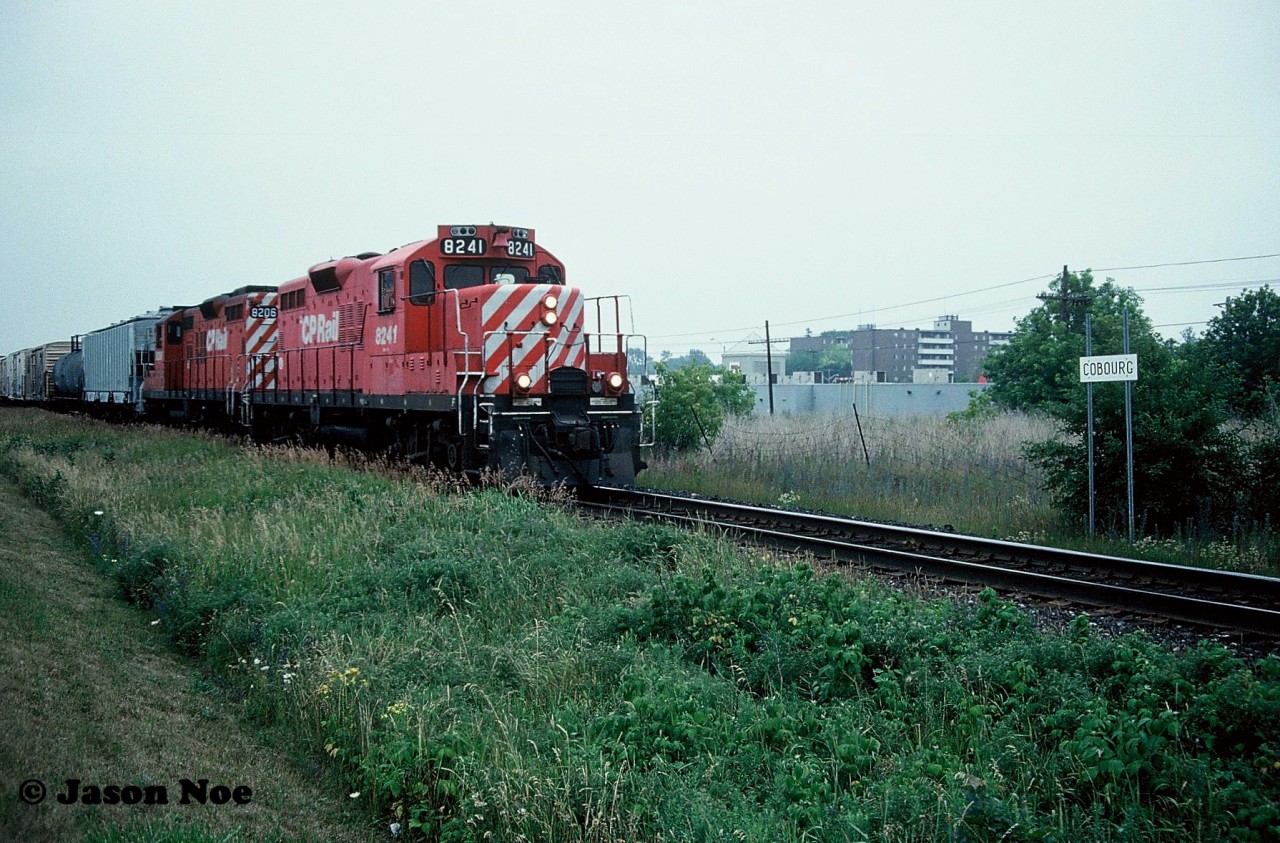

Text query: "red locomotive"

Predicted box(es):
[140, 224, 650, 484]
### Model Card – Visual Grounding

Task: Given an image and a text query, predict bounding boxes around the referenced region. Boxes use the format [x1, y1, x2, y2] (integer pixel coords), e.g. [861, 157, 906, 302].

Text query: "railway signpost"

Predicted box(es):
[1080, 311, 1138, 541]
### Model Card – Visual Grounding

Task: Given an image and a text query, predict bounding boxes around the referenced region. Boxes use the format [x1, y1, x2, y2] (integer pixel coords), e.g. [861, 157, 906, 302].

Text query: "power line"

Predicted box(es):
[1154, 321, 1208, 329]
[1093, 252, 1280, 272]
[650, 251, 1280, 342]
[648, 272, 1055, 340]
[1133, 277, 1278, 294]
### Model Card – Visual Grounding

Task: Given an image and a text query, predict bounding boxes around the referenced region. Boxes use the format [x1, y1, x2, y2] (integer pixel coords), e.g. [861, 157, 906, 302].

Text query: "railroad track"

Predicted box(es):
[577, 486, 1280, 638]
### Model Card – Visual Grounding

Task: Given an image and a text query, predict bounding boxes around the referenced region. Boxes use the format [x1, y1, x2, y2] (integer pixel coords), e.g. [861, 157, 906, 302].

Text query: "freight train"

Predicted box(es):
[0, 224, 653, 485]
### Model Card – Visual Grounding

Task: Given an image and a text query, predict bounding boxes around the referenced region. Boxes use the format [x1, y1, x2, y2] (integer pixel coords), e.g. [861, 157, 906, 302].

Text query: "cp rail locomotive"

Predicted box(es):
[0, 224, 653, 486]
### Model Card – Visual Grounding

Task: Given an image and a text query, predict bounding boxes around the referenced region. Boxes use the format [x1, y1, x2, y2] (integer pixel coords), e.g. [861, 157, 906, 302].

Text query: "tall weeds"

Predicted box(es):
[647, 412, 1059, 537]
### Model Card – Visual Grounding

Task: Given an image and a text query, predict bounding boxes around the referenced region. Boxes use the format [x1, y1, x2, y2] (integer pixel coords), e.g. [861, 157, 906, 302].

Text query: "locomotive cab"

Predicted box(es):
[411, 224, 647, 485]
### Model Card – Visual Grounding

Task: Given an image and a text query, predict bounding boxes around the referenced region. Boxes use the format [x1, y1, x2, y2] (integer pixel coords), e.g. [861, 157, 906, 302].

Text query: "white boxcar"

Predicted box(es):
[0, 352, 17, 399]
[6, 348, 31, 400]
[83, 310, 173, 410]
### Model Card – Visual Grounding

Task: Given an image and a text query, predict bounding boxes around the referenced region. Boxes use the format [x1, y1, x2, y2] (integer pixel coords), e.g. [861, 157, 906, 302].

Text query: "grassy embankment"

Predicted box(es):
[0, 474, 374, 843]
[644, 412, 1279, 575]
[1, 408, 1278, 842]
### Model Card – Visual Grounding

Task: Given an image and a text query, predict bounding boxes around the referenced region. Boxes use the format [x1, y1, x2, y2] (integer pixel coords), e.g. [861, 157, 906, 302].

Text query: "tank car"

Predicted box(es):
[142, 225, 651, 485]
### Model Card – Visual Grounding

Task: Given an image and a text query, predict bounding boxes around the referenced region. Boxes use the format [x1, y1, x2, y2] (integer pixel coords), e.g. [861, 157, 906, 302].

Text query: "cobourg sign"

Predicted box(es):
[1079, 353, 1138, 383]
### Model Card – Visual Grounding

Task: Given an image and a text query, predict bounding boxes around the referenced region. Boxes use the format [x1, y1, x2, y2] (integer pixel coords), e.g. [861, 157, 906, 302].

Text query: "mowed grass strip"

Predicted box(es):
[0, 476, 376, 843]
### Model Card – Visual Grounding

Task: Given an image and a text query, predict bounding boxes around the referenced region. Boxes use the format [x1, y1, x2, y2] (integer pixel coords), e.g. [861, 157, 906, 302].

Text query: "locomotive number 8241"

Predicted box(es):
[441, 237, 536, 259]
[442, 237, 488, 256]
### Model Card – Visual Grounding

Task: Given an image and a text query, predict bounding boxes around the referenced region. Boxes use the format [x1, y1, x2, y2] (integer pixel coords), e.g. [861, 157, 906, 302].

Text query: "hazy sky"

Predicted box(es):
[3, 1, 1278, 359]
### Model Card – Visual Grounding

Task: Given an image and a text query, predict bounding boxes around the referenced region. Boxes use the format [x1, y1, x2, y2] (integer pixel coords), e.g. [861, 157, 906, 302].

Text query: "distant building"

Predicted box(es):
[789, 316, 1010, 383]
[723, 351, 785, 384]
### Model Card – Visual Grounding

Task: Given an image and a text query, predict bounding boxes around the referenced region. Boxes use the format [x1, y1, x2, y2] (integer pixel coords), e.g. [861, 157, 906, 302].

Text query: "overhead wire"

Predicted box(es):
[651, 251, 1280, 344]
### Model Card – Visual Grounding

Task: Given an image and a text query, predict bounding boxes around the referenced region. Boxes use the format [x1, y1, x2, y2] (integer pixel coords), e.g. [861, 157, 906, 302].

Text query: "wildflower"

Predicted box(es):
[93, 510, 104, 516]
[150, 619, 160, 626]
[350, 791, 361, 799]
[390, 822, 402, 837]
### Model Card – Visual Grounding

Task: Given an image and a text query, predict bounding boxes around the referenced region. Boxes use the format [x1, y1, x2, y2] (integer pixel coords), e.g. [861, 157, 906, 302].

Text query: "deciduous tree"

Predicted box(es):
[983, 272, 1243, 535]
[1195, 286, 1280, 417]
[654, 363, 755, 452]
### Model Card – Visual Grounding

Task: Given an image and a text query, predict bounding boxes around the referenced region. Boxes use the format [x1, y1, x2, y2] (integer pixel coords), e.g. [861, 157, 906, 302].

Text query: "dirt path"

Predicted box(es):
[0, 478, 379, 842]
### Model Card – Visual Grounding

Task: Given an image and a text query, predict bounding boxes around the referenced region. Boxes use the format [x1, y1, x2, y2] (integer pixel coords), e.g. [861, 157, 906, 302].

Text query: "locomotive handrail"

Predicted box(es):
[226, 354, 243, 420]
[640, 397, 657, 448]
[422, 286, 481, 434]
[584, 294, 636, 336]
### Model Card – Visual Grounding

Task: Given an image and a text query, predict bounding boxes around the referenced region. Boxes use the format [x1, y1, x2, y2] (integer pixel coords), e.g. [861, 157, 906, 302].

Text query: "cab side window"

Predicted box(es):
[378, 268, 396, 313]
[409, 260, 435, 304]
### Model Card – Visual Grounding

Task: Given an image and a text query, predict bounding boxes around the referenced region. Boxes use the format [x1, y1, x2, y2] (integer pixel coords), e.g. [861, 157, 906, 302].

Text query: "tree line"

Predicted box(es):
[976, 273, 1279, 540]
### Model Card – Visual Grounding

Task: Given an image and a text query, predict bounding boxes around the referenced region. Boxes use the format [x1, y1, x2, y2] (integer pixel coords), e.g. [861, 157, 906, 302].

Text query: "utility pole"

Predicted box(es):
[748, 321, 787, 415]
[1037, 265, 1091, 324]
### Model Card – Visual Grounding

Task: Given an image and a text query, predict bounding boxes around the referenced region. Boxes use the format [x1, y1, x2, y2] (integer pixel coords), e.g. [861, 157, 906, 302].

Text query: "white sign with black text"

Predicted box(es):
[1079, 354, 1138, 383]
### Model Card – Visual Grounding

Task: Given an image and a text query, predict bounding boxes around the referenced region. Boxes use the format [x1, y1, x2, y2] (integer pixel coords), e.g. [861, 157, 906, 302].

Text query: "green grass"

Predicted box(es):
[81, 816, 283, 843]
[2, 408, 1278, 842]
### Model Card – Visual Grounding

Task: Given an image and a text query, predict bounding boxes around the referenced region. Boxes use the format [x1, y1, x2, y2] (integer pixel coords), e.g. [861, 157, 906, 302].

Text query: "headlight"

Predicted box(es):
[606, 372, 625, 391]
[541, 310, 558, 326]
[515, 372, 533, 391]
[542, 293, 558, 310]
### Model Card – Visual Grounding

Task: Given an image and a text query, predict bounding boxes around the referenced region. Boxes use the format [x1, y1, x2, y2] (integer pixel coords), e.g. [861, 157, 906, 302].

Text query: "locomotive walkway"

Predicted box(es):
[577, 486, 1280, 638]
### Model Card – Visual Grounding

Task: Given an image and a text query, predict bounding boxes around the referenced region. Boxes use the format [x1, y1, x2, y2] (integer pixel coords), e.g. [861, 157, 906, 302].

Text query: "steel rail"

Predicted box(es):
[578, 487, 1280, 637]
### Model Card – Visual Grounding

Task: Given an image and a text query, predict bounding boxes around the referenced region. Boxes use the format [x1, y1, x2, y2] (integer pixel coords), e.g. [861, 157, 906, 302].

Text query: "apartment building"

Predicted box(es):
[789, 316, 1011, 383]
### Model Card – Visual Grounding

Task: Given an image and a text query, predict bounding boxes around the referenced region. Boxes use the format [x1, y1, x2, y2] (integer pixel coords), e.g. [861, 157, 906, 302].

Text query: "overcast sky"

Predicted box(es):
[3, 1, 1278, 360]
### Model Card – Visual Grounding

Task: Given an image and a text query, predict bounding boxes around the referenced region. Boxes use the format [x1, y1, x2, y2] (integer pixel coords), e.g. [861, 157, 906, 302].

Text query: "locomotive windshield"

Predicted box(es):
[443, 265, 559, 290]
[444, 265, 485, 290]
[490, 266, 529, 285]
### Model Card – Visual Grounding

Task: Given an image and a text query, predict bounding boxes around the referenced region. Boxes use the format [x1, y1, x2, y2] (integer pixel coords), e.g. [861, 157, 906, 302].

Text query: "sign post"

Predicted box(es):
[1085, 315, 1095, 538]
[1078, 318, 1138, 540]
[1123, 311, 1135, 543]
